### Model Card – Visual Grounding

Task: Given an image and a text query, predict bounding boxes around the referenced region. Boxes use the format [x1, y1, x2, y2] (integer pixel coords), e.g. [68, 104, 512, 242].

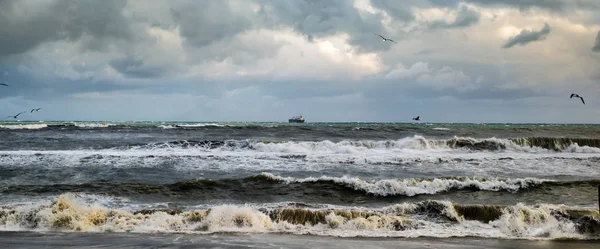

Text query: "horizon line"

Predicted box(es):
[1, 120, 599, 125]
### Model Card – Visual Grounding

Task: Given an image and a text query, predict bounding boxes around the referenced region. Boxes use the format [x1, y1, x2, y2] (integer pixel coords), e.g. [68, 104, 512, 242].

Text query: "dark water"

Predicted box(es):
[1, 232, 599, 249]
[0, 121, 599, 240]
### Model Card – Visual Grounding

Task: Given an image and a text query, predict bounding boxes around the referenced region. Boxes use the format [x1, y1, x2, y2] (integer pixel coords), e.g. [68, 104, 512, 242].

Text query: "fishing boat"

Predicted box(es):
[288, 115, 305, 123]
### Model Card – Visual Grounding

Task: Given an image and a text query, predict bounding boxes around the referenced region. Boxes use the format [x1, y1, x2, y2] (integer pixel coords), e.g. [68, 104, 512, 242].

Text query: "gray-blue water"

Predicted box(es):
[1, 121, 599, 242]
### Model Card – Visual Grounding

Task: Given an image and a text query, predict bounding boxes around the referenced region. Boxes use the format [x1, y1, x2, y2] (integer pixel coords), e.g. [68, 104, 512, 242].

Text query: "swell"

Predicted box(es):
[122, 136, 600, 152]
[3, 174, 597, 198]
[0, 123, 270, 130]
[0, 194, 598, 239]
[510, 137, 600, 151]
[2, 129, 600, 152]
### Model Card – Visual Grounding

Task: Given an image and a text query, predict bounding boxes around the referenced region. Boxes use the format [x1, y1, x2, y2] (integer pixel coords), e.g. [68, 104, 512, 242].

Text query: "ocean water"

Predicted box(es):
[1, 121, 599, 247]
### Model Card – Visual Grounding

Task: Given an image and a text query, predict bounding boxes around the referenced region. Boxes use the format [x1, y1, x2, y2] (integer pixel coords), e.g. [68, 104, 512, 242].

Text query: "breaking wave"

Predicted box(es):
[70, 123, 115, 128]
[0, 194, 598, 239]
[174, 123, 226, 128]
[258, 173, 548, 196]
[2, 174, 586, 198]
[119, 136, 600, 153]
[0, 124, 48, 130]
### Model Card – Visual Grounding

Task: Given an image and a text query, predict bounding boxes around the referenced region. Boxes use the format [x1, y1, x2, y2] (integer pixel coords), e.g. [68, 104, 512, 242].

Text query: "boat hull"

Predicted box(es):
[288, 119, 305, 123]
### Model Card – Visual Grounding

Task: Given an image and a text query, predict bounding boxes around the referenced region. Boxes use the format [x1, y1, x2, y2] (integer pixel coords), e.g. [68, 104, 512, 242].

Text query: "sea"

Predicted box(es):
[1, 121, 599, 248]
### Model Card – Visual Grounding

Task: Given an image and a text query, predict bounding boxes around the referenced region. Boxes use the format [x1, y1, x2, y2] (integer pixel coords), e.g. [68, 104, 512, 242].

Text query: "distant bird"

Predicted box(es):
[570, 93, 585, 104]
[0, 83, 7, 86]
[5, 111, 26, 119]
[412, 116, 420, 121]
[374, 34, 396, 44]
[30, 108, 42, 113]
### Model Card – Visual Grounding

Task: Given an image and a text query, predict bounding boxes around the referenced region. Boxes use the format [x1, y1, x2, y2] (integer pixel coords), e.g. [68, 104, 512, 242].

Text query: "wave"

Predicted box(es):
[120, 136, 600, 153]
[0, 194, 598, 239]
[175, 123, 226, 128]
[259, 173, 549, 196]
[0, 122, 235, 130]
[71, 123, 115, 128]
[511, 137, 600, 151]
[3, 173, 592, 198]
[0, 124, 48, 130]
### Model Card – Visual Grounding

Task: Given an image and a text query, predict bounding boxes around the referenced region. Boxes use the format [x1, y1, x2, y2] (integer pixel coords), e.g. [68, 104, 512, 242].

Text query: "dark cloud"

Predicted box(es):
[429, 6, 480, 29]
[109, 56, 166, 79]
[466, 0, 570, 11]
[170, 1, 253, 48]
[503, 23, 551, 48]
[593, 31, 600, 52]
[257, 0, 391, 52]
[369, 0, 415, 21]
[169, 8, 181, 23]
[429, 0, 600, 12]
[0, 0, 598, 123]
[0, 0, 130, 57]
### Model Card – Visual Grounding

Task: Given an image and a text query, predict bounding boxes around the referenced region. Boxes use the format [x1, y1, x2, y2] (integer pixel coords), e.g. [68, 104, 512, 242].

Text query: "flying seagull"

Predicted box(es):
[412, 116, 420, 121]
[570, 93, 585, 104]
[374, 34, 396, 44]
[30, 108, 42, 113]
[5, 111, 26, 119]
[0, 83, 7, 86]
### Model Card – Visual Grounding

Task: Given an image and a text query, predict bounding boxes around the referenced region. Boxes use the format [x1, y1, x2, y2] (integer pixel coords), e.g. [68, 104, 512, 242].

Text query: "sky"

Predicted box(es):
[1, 0, 600, 123]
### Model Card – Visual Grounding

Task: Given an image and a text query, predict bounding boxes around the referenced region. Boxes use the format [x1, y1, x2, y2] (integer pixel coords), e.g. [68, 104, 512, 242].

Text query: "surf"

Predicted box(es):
[1, 193, 598, 239]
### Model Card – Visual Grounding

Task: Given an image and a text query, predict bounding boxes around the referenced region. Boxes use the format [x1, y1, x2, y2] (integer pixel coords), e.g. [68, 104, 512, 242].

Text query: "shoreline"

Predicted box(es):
[1, 231, 600, 249]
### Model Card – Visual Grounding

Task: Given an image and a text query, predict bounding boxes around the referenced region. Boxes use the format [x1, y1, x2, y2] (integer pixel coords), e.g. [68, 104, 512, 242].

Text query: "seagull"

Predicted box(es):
[412, 116, 420, 121]
[570, 93, 585, 104]
[30, 108, 42, 113]
[374, 34, 396, 44]
[0, 83, 7, 86]
[5, 111, 26, 119]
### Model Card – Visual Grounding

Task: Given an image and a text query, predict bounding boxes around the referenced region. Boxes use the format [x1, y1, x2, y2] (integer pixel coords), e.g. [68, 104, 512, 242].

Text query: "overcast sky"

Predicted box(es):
[1, 0, 600, 123]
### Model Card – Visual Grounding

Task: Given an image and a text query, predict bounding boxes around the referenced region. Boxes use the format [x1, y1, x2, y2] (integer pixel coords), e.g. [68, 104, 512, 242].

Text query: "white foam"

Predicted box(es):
[0, 136, 599, 183]
[0, 124, 48, 129]
[432, 127, 450, 131]
[249, 136, 451, 153]
[0, 194, 589, 240]
[562, 144, 600, 153]
[176, 123, 225, 128]
[73, 123, 114, 128]
[0, 139, 599, 180]
[260, 173, 547, 196]
[489, 203, 582, 239]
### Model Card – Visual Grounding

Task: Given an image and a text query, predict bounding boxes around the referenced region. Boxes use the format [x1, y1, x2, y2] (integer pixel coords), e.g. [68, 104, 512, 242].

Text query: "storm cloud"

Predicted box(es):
[0, 0, 131, 57]
[0, 0, 599, 123]
[429, 6, 481, 29]
[503, 23, 551, 48]
[593, 31, 600, 52]
[460, 0, 600, 12]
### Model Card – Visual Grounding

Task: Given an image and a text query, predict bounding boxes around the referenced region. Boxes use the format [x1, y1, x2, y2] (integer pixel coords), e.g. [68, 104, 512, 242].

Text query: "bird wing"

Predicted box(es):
[374, 34, 385, 39]
[31, 109, 35, 113]
[389, 39, 397, 44]
[0, 83, 7, 86]
[581, 97, 585, 104]
[570, 94, 575, 98]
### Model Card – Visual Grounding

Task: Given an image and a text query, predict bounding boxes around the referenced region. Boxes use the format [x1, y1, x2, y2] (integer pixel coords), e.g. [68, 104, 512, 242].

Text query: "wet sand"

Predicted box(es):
[1, 232, 599, 249]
